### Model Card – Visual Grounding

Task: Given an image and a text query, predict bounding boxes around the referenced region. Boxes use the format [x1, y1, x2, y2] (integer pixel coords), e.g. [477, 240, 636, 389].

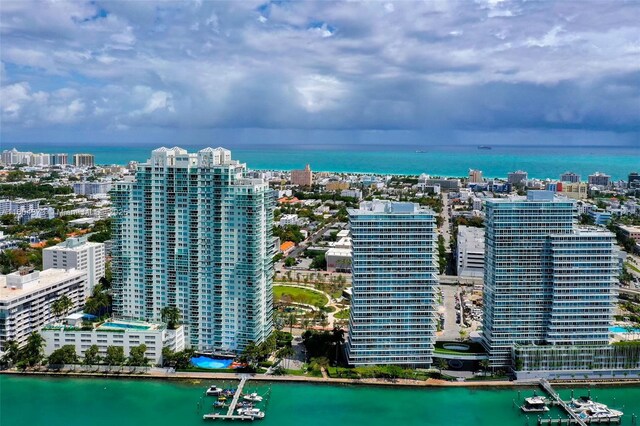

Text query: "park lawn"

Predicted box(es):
[335, 308, 350, 320]
[626, 262, 640, 273]
[274, 285, 328, 308]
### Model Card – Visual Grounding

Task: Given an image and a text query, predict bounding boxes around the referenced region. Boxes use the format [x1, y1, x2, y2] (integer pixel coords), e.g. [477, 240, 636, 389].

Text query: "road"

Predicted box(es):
[287, 221, 336, 259]
[439, 285, 462, 341]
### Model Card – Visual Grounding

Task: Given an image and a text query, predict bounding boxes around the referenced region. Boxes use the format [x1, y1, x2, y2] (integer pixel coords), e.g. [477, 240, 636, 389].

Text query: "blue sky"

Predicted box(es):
[1, 0, 639, 147]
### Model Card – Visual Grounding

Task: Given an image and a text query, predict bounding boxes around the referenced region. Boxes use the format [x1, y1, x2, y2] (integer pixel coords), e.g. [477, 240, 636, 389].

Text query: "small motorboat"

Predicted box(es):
[521, 396, 549, 413]
[237, 407, 265, 419]
[243, 392, 263, 403]
[206, 385, 223, 396]
[217, 396, 227, 402]
[213, 401, 226, 408]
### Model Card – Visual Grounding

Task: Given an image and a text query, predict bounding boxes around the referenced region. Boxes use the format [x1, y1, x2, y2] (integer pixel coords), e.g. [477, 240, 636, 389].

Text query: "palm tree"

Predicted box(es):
[479, 359, 490, 377]
[436, 358, 448, 374]
[161, 306, 181, 330]
[51, 296, 72, 322]
[0, 340, 20, 366]
[287, 313, 296, 334]
[276, 346, 296, 370]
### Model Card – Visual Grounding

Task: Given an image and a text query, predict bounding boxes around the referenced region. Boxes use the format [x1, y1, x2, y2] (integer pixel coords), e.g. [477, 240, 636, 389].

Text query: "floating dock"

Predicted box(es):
[536, 380, 623, 425]
[203, 376, 265, 421]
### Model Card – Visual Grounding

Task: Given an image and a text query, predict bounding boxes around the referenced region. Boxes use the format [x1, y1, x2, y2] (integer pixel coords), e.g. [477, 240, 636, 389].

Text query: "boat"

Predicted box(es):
[477, 145, 491, 150]
[570, 397, 623, 419]
[237, 407, 265, 419]
[415, 150, 427, 153]
[243, 392, 263, 402]
[521, 396, 549, 413]
[206, 385, 223, 396]
[217, 396, 227, 402]
[212, 401, 226, 408]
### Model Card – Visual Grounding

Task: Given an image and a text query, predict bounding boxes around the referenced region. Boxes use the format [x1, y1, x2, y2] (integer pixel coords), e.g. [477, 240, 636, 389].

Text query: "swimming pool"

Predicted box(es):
[610, 326, 640, 334]
[99, 322, 151, 331]
[191, 356, 234, 369]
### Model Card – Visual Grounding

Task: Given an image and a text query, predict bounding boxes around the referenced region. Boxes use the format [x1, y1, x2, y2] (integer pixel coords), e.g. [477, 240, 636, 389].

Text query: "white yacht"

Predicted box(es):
[206, 385, 223, 396]
[237, 407, 265, 419]
[570, 397, 623, 419]
[243, 392, 263, 402]
[521, 396, 549, 413]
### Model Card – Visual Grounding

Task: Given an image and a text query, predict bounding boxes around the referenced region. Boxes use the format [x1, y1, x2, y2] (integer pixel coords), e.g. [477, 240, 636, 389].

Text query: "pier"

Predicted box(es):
[539, 379, 588, 426]
[203, 376, 265, 421]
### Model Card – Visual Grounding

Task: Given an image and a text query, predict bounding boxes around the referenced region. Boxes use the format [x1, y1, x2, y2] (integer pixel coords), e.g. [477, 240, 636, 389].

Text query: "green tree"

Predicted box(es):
[104, 346, 125, 366]
[436, 358, 448, 373]
[0, 340, 20, 366]
[284, 257, 296, 267]
[160, 306, 181, 330]
[128, 344, 149, 366]
[48, 345, 78, 366]
[22, 332, 45, 367]
[51, 295, 73, 321]
[479, 359, 490, 376]
[83, 345, 101, 365]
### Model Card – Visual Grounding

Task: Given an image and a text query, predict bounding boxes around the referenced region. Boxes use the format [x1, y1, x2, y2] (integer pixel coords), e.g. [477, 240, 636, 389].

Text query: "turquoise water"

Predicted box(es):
[1, 375, 639, 426]
[99, 322, 151, 330]
[191, 356, 234, 369]
[610, 326, 640, 334]
[6, 142, 638, 180]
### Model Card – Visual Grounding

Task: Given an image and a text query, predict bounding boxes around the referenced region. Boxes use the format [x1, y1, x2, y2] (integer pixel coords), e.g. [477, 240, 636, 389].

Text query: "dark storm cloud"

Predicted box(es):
[0, 0, 638, 142]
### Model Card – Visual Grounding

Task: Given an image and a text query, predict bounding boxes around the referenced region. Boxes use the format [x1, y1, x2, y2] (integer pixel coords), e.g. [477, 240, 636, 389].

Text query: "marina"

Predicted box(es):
[201, 376, 270, 421]
[518, 380, 631, 426]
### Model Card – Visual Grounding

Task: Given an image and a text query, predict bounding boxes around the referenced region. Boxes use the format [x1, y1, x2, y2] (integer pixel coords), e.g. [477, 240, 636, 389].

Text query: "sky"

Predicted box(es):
[0, 0, 639, 147]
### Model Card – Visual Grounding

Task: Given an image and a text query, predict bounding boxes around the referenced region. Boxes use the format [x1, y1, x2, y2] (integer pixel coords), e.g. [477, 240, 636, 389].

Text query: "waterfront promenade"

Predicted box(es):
[4, 368, 640, 389]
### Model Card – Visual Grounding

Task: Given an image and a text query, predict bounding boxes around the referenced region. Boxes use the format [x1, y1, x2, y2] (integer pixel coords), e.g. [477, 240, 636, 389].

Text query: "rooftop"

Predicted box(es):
[350, 200, 434, 215]
[0, 268, 86, 301]
[43, 236, 103, 252]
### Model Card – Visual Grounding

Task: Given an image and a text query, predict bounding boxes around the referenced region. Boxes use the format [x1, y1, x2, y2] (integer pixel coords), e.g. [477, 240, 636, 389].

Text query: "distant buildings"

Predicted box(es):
[468, 169, 483, 183]
[456, 226, 484, 278]
[325, 180, 349, 191]
[1, 149, 68, 166]
[589, 209, 612, 226]
[507, 170, 528, 185]
[72, 181, 112, 196]
[560, 171, 581, 183]
[0, 198, 55, 222]
[629, 172, 640, 189]
[346, 201, 437, 367]
[326, 230, 352, 273]
[588, 171, 611, 188]
[72, 153, 95, 168]
[291, 164, 313, 187]
[43, 236, 106, 296]
[481, 191, 618, 371]
[111, 147, 275, 352]
[419, 174, 460, 191]
[618, 225, 640, 243]
[0, 268, 87, 351]
[559, 182, 588, 200]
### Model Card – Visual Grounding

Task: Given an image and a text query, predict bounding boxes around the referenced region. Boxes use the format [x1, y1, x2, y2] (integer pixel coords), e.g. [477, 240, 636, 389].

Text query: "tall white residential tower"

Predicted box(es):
[111, 147, 275, 352]
[346, 201, 438, 366]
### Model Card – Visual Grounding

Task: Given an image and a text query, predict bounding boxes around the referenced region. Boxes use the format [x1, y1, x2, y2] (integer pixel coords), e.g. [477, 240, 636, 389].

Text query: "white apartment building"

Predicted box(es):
[43, 236, 106, 296]
[346, 201, 438, 367]
[326, 234, 352, 273]
[0, 269, 87, 352]
[456, 226, 485, 278]
[72, 182, 113, 196]
[42, 317, 185, 365]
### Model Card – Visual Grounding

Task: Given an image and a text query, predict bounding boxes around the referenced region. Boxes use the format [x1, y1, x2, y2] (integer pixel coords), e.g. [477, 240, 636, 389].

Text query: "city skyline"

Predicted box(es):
[1, 1, 639, 147]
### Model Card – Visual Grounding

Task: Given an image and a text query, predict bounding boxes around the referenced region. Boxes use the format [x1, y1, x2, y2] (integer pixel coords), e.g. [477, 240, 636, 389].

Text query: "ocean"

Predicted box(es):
[1, 375, 638, 426]
[4, 142, 638, 181]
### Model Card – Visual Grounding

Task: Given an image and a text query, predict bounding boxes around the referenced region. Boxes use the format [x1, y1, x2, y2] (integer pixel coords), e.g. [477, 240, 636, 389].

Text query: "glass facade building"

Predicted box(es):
[111, 147, 275, 352]
[346, 201, 437, 366]
[481, 191, 617, 368]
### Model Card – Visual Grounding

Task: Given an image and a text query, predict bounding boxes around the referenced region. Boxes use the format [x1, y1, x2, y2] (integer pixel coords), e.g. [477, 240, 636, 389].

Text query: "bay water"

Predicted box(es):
[1, 375, 639, 426]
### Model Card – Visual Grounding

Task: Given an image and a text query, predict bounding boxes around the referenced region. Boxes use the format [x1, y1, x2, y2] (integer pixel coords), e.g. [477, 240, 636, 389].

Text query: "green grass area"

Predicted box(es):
[433, 341, 486, 355]
[274, 285, 328, 308]
[335, 308, 350, 320]
[626, 262, 640, 273]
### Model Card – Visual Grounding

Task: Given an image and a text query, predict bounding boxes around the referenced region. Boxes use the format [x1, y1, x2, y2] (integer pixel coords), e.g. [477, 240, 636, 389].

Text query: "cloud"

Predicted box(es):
[0, 0, 638, 141]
